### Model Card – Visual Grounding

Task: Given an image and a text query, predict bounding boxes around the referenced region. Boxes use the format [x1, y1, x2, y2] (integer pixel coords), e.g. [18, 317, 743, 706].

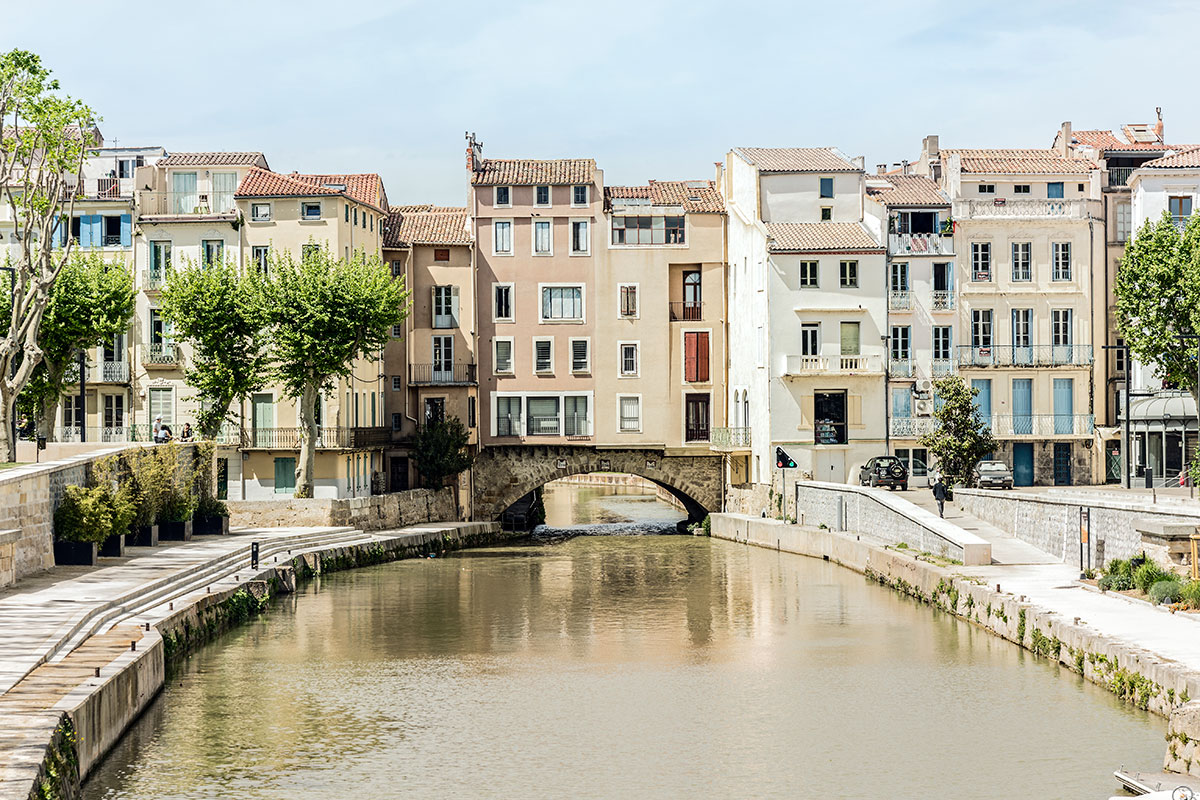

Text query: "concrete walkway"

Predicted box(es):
[904, 491, 1060, 565]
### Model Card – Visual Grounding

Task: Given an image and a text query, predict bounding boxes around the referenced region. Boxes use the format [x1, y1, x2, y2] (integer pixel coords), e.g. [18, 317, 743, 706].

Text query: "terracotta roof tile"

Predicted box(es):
[765, 222, 882, 253]
[472, 158, 595, 186]
[733, 147, 859, 173]
[290, 173, 386, 211]
[604, 180, 724, 213]
[158, 152, 269, 168]
[944, 148, 1095, 175]
[865, 174, 948, 207]
[235, 169, 386, 212]
[1141, 147, 1200, 169]
[384, 206, 472, 247]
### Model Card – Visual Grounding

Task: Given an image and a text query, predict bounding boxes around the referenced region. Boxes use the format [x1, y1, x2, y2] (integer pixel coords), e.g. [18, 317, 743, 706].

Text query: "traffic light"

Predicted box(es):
[776, 447, 796, 469]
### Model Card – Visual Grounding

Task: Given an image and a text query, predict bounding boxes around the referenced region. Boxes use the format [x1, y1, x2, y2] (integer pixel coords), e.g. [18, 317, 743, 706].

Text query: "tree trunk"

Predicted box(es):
[38, 392, 59, 443]
[295, 382, 318, 498]
[0, 386, 16, 464]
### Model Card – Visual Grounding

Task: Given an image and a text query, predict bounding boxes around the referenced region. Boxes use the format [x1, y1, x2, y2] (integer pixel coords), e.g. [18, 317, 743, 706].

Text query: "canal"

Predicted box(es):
[84, 481, 1164, 799]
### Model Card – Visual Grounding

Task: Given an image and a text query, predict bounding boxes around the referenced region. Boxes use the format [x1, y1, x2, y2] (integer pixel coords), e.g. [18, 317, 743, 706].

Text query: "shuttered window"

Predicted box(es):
[619, 396, 640, 431]
[149, 387, 173, 426]
[571, 339, 589, 372]
[684, 331, 710, 382]
[494, 339, 513, 373]
[534, 339, 553, 373]
[839, 322, 860, 356]
[619, 285, 638, 317]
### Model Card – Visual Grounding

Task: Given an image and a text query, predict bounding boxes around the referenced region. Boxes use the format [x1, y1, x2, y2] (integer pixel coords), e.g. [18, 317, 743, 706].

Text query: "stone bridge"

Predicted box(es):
[472, 445, 723, 522]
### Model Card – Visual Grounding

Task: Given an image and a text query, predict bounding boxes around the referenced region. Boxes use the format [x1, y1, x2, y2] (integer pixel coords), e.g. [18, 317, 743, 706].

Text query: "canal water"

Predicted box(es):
[537, 478, 688, 535]
[84, 485, 1165, 799]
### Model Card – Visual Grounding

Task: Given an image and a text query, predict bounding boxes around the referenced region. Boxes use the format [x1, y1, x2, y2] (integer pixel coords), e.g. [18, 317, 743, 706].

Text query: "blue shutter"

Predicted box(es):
[891, 387, 912, 418]
[51, 215, 60, 249]
[1012, 379, 1033, 435]
[971, 378, 992, 429]
[78, 216, 91, 249]
[119, 214, 132, 248]
[1053, 378, 1074, 435]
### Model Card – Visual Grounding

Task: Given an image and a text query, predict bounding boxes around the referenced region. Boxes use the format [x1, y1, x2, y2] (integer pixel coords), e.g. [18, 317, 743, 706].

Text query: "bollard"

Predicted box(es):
[251, 541, 260, 570]
[144, 622, 150, 631]
[996, 584, 1001, 592]
[168, 601, 173, 610]
[94, 667, 100, 677]
[206, 586, 210, 593]
[1074, 617, 1080, 625]
[130, 641, 136, 652]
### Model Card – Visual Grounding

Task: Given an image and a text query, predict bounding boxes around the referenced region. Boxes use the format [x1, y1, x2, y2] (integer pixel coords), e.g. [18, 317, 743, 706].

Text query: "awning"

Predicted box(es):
[1122, 391, 1198, 432]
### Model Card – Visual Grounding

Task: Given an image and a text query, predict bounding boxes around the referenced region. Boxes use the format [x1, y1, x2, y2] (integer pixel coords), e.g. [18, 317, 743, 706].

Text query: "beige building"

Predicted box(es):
[381, 204, 476, 498]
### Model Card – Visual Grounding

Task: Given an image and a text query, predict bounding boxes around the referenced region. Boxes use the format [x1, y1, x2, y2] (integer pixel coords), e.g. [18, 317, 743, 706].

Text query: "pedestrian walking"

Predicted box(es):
[932, 476, 948, 518]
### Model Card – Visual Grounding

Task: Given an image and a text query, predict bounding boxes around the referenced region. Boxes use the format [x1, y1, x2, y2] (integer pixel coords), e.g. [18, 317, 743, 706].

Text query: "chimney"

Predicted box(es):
[901, 160, 910, 175]
[851, 155, 864, 170]
[1155, 107, 1164, 142]
[465, 131, 483, 172]
[923, 135, 940, 160]
[877, 164, 887, 175]
[1058, 121, 1072, 156]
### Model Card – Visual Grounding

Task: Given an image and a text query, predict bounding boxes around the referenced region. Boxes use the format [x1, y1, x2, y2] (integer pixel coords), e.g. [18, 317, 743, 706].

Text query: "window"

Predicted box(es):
[685, 394, 710, 442]
[541, 286, 583, 321]
[392, 376, 402, 391]
[1116, 202, 1132, 242]
[252, 245, 270, 273]
[392, 259, 403, 277]
[820, 207, 832, 221]
[619, 343, 639, 376]
[611, 215, 685, 245]
[493, 284, 513, 321]
[527, 396, 560, 435]
[570, 220, 589, 254]
[345, 203, 349, 222]
[1052, 308, 1073, 347]
[570, 338, 590, 372]
[432, 286, 457, 328]
[890, 326, 911, 360]
[493, 220, 512, 254]
[535, 185, 551, 206]
[117, 158, 136, 179]
[424, 398, 445, 425]
[251, 203, 271, 222]
[896, 211, 938, 234]
[619, 396, 641, 432]
[392, 413, 402, 431]
[468, 396, 476, 429]
[1014, 184, 1031, 194]
[933, 326, 952, 361]
[978, 184, 995, 194]
[301, 243, 319, 261]
[971, 242, 991, 280]
[534, 338, 553, 373]
[819, 177, 834, 198]
[840, 322, 860, 355]
[1052, 242, 1071, 281]
[564, 396, 588, 436]
[494, 338, 514, 374]
[682, 270, 702, 319]
[800, 323, 819, 356]
[1169, 196, 1193, 224]
[1047, 182, 1064, 199]
[890, 262, 908, 292]
[1012, 308, 1031, 349]
[391, 324, 403, 337]
[684, 331, 710, 382]
[149, 386, 174, 426]
[497, 396, 522, 436]
[799, 260, 819, 288]
[434, 248, 450, 262]
[301, 202, 321, 220]
[619, 284, 638, 318]
[1011, 242, 1031, 281]
[814, 391, 847, 444]
[1115, 338, 1127, 374]
[839, 260, 858, 288]
[202, 239, 223, 267]
[149, 241, 171, 283]
[971, 309, 993, 349]
[62, 395, 82, 429]
[572, 185, 588, 207]
[533, 220, 552, 254]
[495, 186, 511, 207]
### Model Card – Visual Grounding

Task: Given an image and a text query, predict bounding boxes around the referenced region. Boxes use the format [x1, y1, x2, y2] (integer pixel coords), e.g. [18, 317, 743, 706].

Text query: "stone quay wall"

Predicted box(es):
[228, 487, 457, 531]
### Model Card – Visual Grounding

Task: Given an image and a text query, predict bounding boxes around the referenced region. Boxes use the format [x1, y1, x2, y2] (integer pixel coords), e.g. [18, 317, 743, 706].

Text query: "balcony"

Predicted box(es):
[685, 424, 710, 443]
[1108, 167, 1134, 187]
[931, 358, 955, 376]
[710, 426, 751, 451]
[888, 291, 912, 311]
[54, 426, 138, 444]
[408, 362, 477, 385]
[890, 417, 938, 438]
[62, 177, 134, 200]
[142, 268, 167, 291]
[784, 354, 881, 376]
[991, 414, 1095, 437]
[139, 190, 237, 217]
[243, 426, 391, 449]
[956, 345, 1094, 367]
[63, 360, 129, 384]
[931, 290, 955, 311]
[889, 358, 913, 378]
[888, 232, 953, 256]
[953, 199, 1097, 220]
[496, 415, 523, 437]
[142, 342, 180, 367]
[669, 301, 704, 321]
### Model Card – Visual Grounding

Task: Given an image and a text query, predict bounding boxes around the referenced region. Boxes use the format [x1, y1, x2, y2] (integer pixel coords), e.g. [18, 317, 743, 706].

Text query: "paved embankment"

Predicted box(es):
[0, 520, 517, 800]
[710, 513, 1200, 781]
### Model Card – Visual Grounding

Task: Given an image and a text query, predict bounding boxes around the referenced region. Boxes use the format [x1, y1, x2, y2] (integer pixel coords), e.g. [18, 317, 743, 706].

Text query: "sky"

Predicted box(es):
[5, 0, 1200, 206]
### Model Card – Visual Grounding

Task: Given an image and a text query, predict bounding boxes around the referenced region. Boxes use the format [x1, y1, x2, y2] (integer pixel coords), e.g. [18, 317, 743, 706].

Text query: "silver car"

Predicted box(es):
[973, 460, 1014, 489]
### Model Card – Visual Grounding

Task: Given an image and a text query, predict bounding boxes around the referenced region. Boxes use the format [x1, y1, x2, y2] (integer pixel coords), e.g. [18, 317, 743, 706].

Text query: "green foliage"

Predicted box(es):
[1017, 608, 1026, 642]
[54, 484, 127, 543]
[1181, 581, 1200, 609]
[160, 256, 270, 438]
[919, 375, 997, 487]
[195, 492, 228, 519]
[157, 485, 194, 524]
[412, 416, 474, 487]
[1116, 211, 1200, 401]
[1133, 561, 1177, 594]
[1150, 579, 1184, 606]
[1099, 558, 1136, 591]
[124, 447, 169, 528]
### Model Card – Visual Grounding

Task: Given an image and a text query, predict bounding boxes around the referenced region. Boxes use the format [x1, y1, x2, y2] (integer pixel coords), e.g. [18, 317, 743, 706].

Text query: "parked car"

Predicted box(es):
[973, 460, 1014, 489]
[859, 456, 909, 490]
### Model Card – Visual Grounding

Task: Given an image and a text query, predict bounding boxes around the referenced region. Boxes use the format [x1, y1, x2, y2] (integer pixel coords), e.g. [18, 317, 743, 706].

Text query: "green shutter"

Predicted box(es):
[274, 457, 296, 494]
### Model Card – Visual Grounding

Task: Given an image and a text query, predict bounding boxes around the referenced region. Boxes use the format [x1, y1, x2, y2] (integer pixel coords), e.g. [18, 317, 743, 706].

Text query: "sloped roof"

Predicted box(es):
[766, 222, 882, 253]
[159, 152, 269, 169]
[604, 180, 724, 213]
[944, 148, 1095, 175]
[384, 206, 472, 247]
[235, 169, 386, 211]
[865, 174, 948, 207]
[1140, 147, 1200, 169]
[1071, 129, 1172, 152]
[733, 147, 859, 173]
[472, 158, 595, 186]
[289, 173, 386, 211]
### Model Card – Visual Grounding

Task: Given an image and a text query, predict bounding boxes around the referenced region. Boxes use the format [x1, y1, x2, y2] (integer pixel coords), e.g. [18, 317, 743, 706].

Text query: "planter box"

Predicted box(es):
[54, 540, 98, 566]
[128, 524, 158, 548]
[99, 534, 126, 558]
[158, 519, 193, 541]
[194, 515, 230, 536]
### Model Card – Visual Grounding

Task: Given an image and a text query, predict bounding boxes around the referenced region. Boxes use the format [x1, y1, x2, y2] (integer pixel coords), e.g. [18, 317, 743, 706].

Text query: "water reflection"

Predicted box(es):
[538, 478, 687, 536]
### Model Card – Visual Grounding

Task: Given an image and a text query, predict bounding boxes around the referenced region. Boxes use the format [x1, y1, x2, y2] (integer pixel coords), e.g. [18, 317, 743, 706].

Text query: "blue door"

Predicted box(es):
[971, 379, 992, 429]
[1013, 443, 1034, 486]
[1012, 378, 1032, 435]
[1053, 378, 1074, 435]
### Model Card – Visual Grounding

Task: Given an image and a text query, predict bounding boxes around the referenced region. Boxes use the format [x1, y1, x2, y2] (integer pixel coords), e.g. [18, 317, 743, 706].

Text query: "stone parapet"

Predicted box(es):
[227, 487, 457, 531]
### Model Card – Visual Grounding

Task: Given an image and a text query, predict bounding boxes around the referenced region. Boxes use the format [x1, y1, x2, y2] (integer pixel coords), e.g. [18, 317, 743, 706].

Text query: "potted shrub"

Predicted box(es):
[157, 486, 195, 541]
[194, 493, 230, 536]
[125, 447, 168, 547]
[99, 487, 136, 557]
[53, 485, 117, 566]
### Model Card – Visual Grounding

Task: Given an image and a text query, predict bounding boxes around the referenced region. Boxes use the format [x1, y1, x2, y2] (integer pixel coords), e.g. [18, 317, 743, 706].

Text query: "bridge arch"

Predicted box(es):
[472, 445, 722, 524]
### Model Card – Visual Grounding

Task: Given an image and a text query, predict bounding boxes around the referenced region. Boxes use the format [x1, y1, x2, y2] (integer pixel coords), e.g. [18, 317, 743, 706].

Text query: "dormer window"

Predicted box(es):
[495, 186, 511, 207]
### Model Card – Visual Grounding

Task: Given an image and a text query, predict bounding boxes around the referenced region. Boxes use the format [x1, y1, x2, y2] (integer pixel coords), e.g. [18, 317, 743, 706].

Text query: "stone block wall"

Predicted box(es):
[724, 483, 771, 516]
[228, 487, 457, 531]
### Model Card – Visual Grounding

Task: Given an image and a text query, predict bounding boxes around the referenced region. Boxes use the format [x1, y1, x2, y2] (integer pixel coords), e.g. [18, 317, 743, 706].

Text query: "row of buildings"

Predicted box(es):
[5, 114, 1198, 508]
